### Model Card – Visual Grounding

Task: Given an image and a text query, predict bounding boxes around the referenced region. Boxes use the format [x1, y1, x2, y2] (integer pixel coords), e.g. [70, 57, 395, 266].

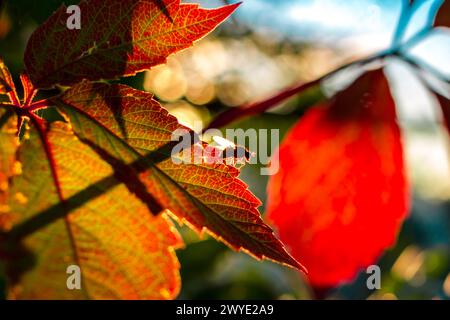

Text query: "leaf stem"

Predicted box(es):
[391, 0, 414, 48]
[7, 91, 21, 108]
[26, 99, 52, 112]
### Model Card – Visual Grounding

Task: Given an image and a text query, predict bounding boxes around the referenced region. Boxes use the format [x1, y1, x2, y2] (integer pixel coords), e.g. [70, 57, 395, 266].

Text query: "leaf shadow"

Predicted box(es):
[155, 0, 174, 23]
[0, 133, 188, 292]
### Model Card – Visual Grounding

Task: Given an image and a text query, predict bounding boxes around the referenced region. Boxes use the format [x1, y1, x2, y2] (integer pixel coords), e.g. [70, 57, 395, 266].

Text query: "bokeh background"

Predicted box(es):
[0, 0, 449, 300]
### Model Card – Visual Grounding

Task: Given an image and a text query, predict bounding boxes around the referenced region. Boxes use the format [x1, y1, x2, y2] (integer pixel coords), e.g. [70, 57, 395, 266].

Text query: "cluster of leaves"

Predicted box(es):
[0, 0, 449, 300]
[0, 0, 304, 299]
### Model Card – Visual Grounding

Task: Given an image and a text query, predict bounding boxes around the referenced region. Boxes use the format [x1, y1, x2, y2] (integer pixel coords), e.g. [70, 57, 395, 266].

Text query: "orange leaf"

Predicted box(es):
[267, 70, 409, 287]
[24, 0, 239, 89]
[3, 122, 182, 299]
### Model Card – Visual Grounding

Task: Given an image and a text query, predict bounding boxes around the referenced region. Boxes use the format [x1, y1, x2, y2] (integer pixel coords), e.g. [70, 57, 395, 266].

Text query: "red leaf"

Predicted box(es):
[435, 0, 450, 27]
[267, 70, 410, 288]
[24, 0, 239, 89]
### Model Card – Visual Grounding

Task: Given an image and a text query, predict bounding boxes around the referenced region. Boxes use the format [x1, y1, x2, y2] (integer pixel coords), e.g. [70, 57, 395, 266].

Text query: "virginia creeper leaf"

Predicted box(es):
[435, 0, 450, 27]
[3, 121, 182, 299]
[54, 82, 305, 272]
[24, 0, 239, 89]
[267, 70, 409, 287]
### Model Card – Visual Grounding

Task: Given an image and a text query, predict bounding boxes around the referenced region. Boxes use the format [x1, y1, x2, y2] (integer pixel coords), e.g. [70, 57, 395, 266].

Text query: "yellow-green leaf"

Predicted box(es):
[3, 122, 182, 299]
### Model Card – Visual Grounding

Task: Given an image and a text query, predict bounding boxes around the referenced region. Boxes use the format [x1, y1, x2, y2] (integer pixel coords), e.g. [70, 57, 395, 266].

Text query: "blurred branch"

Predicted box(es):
[398, 53, 450, 84]
[391, 0, 415, 47]
[206, 50, 391, 131]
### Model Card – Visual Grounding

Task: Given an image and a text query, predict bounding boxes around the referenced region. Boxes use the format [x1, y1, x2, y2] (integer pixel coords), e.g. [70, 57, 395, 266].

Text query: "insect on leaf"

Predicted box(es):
[267, 70, 409, 288]
[54, 82, 305, 273]
[1, 0, 304, 300]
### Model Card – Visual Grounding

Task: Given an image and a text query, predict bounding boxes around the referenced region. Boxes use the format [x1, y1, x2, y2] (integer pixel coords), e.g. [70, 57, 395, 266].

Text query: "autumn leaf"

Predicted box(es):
[1, 120, 183, 300]
[267, 70, 409, 288]
[435, 0, 450, 27]
[54, 82, 304, 273]
[24, 0, 240, 89]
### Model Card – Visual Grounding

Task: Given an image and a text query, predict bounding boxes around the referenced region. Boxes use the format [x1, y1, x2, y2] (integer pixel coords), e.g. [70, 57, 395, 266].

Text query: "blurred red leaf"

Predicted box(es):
[435, 0, 450, 27]
[267, 70, 410, 288]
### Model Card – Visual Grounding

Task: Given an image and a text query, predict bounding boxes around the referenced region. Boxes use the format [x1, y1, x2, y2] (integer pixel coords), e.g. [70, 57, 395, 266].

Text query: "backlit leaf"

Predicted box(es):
[54, 82, 305, 272]
[24, 0, 239, 89]
[267, 70, 409, 287]
[3, 122, 182, 299]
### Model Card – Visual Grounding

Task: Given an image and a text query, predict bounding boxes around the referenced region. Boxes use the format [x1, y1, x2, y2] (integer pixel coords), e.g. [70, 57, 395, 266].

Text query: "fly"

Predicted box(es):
[212, 136, 254, 167]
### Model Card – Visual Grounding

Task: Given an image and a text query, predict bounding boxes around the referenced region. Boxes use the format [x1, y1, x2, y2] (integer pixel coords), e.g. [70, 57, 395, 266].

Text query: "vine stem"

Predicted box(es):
[391, 0, 414, 48]
[398, 53, 449, 84]
[206, 50, 392, 131]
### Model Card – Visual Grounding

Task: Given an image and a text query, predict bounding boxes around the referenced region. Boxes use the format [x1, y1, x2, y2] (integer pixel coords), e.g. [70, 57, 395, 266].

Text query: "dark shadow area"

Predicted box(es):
[155, 0, 174, 23]
[79, 137, 164, 215]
